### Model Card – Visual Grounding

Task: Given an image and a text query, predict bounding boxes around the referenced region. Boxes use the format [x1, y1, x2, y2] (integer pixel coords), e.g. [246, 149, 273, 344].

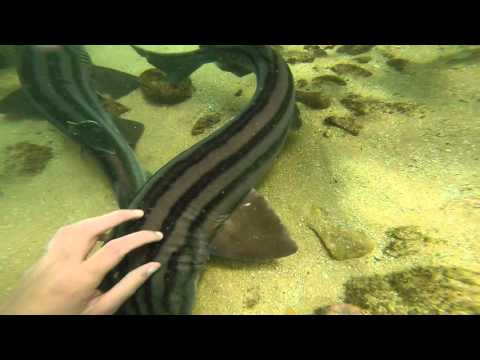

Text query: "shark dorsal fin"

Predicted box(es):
[210, 190, 298, 262]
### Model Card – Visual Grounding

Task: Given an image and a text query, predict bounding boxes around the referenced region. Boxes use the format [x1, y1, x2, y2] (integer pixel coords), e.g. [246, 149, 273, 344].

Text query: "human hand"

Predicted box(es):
[0, 209, 162, 315]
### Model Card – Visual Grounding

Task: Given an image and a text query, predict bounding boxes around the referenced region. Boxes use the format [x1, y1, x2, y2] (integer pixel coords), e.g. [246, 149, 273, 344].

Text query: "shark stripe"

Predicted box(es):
[114, 46, 296, 314]
[16, 45, 146, 207]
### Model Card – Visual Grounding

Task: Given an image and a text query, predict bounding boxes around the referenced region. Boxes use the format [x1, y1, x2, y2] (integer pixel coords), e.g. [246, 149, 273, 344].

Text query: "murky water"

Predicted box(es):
[0, 45, 479, 315]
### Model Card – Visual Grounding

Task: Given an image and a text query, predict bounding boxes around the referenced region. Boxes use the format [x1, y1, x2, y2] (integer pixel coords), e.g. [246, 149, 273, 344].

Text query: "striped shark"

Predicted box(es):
[107, 45, 299, 315]
[15, 45, 147, 208]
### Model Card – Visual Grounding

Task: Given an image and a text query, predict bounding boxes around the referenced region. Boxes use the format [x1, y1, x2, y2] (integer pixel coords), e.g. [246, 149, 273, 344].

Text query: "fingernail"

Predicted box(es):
[132, 209, 144, 217]
[154, 231, 163, 240]
[147, 263, 161, 276]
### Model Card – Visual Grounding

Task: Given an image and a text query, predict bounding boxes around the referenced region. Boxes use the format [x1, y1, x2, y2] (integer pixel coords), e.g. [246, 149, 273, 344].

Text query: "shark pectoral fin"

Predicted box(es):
[69, 121, 116, 155]
[91, 66, 140, 100]
[111, 116, 145, 150]
[210, 190, 298, 262]
[0, 90, 41, 119]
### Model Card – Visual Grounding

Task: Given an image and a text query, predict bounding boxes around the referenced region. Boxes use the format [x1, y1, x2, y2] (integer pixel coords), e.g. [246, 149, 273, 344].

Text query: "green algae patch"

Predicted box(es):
[344, 266, 480, 315]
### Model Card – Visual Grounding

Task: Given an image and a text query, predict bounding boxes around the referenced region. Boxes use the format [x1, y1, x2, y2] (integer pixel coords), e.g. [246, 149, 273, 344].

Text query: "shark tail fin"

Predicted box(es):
[131, 45, 213, 84]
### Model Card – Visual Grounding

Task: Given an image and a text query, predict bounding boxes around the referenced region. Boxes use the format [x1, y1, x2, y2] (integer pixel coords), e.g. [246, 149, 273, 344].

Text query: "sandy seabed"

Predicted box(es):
[0, 45, 478, 314]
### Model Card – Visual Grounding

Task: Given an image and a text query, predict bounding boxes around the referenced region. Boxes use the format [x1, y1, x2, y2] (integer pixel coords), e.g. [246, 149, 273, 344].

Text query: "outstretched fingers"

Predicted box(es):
[84, 262, 161, 315]
[75, 209, 145, 240]
[85, 230, 163, 282]
[48, 209, 146, 261]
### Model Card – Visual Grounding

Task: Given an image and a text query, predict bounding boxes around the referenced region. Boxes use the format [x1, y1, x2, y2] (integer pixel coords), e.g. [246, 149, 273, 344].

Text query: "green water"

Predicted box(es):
[0, 45, 479, 315]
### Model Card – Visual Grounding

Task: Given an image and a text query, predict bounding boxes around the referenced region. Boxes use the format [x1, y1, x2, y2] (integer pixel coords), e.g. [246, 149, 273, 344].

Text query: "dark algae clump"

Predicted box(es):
[331, 64, 373, 78]
[386, 58, 411, 72]
[192, 113, 223, 136]
[344, 266, 480, 315]
[340, 94, 421, 117]
[337, 45, 376, 56]
[244, 286, 261, 309]
[139, 68, 194, 105]
[280, 46, 328, 65]
[383, 226, 444, 258]
[99, 96, 130, 116]
[3, 142, 54, 177]
[311, 75, 347, 87]
[303, 45, 328, 58]
[340, 95, 369, 116]
[284, 51, 316, 65]
[354, 56, 372, 64]
[296, 90, 331, 110]
[296, 79, 309, 89]
[324, 116, 363, 136]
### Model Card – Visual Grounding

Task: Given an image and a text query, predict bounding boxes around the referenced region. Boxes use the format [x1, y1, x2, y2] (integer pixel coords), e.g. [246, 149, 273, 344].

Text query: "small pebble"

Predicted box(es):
[324, 116, 363, 136]
[309, 225, 375, 260]
[323, 129, 333, 138]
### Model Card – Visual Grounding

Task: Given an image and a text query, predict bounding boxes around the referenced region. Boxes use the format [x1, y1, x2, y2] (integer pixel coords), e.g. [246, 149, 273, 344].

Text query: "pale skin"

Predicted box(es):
[0, 209, 162, 315]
